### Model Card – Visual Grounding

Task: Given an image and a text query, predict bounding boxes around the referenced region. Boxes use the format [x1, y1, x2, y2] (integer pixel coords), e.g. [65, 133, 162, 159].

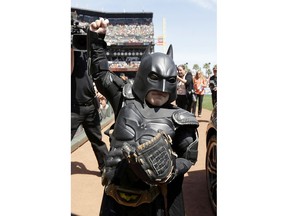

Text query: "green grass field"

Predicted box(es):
[202, 95, 213, 111]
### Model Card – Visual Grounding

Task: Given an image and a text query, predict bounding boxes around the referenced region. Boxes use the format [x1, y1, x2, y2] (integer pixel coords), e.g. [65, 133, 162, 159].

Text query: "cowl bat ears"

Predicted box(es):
[141, 44, 173, 60]
[141, 43, 152, 60]
[166, 44, 173, 59]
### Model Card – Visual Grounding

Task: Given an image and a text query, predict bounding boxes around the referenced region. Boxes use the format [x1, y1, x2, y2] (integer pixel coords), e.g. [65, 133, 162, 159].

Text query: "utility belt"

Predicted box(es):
[105, 183, 160, 207]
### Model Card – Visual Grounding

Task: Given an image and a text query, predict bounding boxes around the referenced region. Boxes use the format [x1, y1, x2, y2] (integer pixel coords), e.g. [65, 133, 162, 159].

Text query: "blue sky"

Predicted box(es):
[71, 0, 217, 70]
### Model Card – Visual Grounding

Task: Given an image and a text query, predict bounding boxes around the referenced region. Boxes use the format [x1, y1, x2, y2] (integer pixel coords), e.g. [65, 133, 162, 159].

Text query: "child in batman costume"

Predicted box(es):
[88, 18, 199, 216]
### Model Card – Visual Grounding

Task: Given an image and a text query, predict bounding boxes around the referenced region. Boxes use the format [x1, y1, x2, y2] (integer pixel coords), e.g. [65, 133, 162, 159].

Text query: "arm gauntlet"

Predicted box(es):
[182, 131, 199, 164]
[87, 30, 109, 80]
[173, 129, 199, 165]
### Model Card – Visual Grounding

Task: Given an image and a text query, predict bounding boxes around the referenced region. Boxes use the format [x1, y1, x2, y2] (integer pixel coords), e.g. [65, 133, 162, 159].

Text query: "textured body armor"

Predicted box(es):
[103, 98, 198, 187]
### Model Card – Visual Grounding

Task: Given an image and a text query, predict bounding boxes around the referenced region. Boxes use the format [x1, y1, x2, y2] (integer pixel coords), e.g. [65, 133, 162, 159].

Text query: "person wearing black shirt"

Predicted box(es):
[209, 65, 217, 107]
[176, 65, 194, 112]
[71, 49, 108, 172]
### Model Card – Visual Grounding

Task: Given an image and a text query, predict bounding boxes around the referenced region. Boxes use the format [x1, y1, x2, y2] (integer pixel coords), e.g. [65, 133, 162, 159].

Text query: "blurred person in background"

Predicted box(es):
[176, 64, 194, 112]
[192, 70, 207, 117]
[98, 94, 112, 120]
[209, 65, 217, 107]
[119, 73, 128, 83]
[120, 72, 134, 84]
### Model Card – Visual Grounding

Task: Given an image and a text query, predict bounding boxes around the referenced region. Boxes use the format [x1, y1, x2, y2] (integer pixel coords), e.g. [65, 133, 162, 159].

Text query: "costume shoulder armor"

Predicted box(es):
[172, 109, 199, 127]
[122, 83, 135, 99]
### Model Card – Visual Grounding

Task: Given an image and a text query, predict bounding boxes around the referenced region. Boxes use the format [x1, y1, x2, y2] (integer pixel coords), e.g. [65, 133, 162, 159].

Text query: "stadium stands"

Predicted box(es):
[71, 7, 155, 77]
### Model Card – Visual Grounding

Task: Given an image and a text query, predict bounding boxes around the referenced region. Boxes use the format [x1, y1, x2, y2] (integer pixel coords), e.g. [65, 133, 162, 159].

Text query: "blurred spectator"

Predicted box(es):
[99, 94, 112, 120]
[176, 64, 194, 112]
[106, 23, 154, 44]
[209, 65, 217, 107]
[109, 61, 140, 69]
[192, 70, 207, 117]
[119, 72, 133, 84]
[119, 73, 128, 82]
[73, 13, 154, 45]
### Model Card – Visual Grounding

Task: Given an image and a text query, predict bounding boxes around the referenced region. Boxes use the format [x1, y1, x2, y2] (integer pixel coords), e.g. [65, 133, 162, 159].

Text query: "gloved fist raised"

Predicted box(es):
[90, 18, 109, 35]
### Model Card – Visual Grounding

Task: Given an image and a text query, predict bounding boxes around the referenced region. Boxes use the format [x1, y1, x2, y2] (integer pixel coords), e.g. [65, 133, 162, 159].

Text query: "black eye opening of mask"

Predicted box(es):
[148, 72, 176, 83]
[148, 72, 159, 81]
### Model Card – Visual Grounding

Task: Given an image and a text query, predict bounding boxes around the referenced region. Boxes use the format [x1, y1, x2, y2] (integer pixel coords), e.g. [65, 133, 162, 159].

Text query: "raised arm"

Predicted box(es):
[87, 18, 125, 118]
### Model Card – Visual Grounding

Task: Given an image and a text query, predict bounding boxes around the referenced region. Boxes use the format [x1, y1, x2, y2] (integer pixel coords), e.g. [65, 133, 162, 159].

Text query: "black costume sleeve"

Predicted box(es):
[172, 125, 198, 176]
[171, 110, 199, 164]
[87, 30, 125, 117]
